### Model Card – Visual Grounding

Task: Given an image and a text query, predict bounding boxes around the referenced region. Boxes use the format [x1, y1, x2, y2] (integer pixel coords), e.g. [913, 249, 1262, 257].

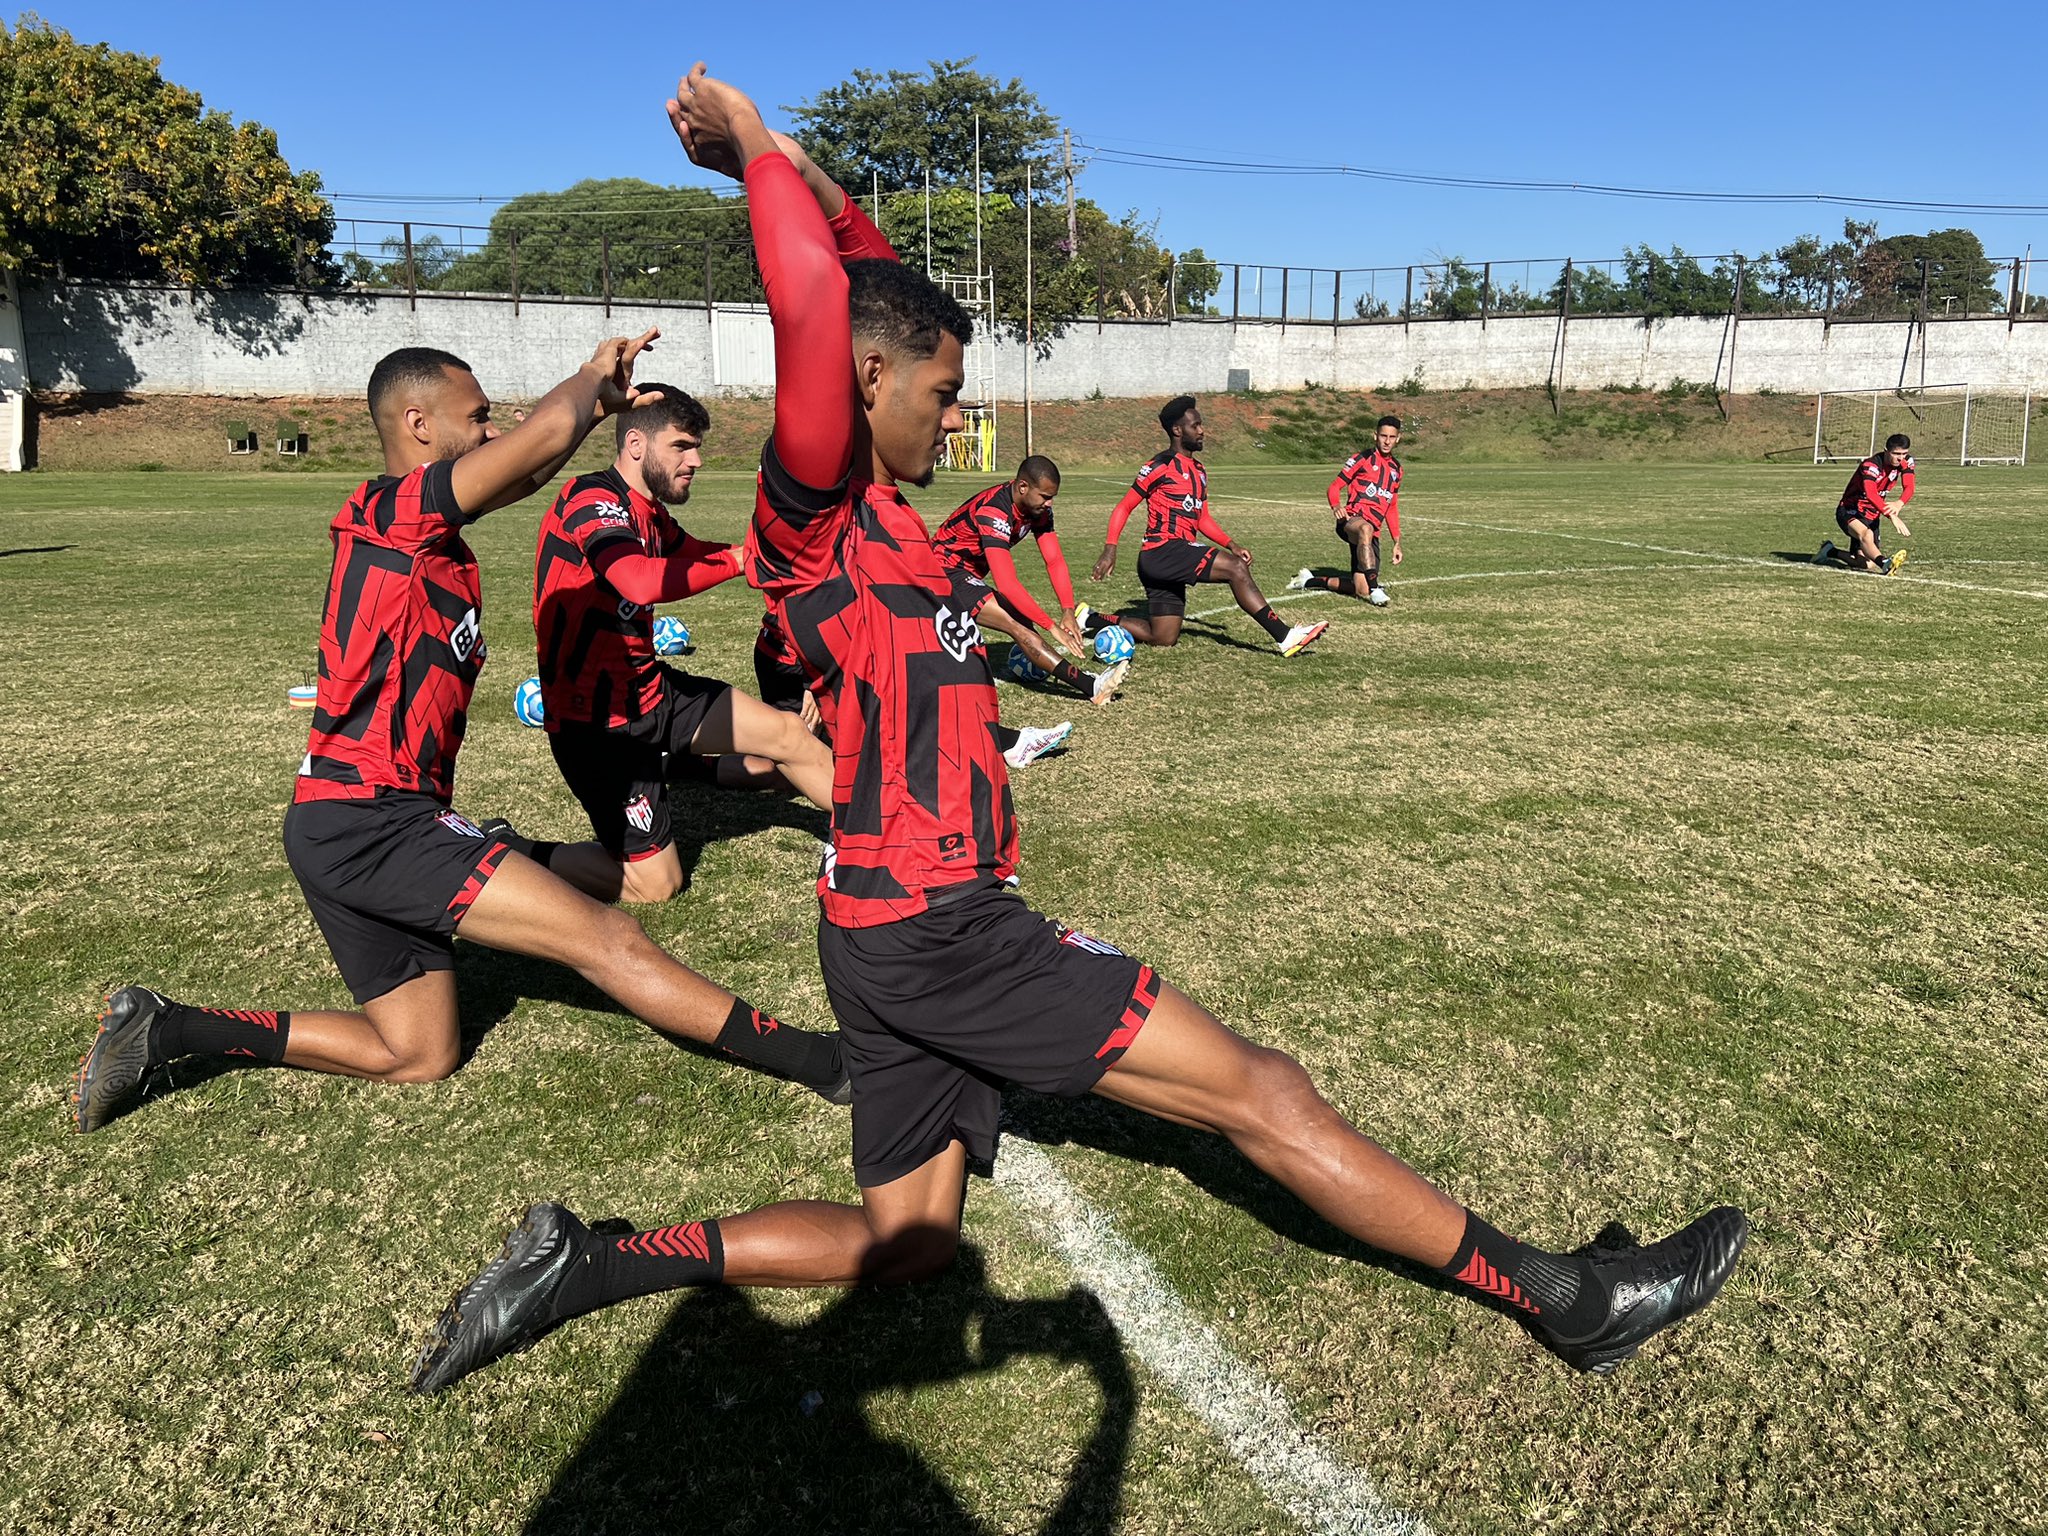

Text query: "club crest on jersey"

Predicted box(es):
[617, 596, 646, 620]
[934, 605, 978, 664]
[436, 810, 485, 839]
[1179, 494, 1200, 511]
[624, 794, 654, 833]
[1056, 925, 1127, 957]
[449, 607, 481, 662]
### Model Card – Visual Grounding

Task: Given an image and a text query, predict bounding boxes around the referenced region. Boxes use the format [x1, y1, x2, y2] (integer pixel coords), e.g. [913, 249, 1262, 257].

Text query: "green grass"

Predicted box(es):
[3, 459, 2046, 1534]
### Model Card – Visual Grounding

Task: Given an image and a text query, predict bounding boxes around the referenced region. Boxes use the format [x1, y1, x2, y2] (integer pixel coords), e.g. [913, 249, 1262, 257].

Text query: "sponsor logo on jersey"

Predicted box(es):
[987, 516, 1013, 540]
[450, 606, 481, 662]
[1056, 924, 1127, 957]
[591, 500, 631, 525]
[624, 793, 654, 833]
[934, 604, 978, 664]
[617, 597, 646, 620]
[437, 810, 485, 838]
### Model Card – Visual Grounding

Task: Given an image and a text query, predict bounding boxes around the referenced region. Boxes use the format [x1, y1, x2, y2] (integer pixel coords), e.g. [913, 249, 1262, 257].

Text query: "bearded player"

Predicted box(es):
[72, 335, 848, 1131]
[1088, 397, 1326, 656]
[410, 70, 1747, 1397]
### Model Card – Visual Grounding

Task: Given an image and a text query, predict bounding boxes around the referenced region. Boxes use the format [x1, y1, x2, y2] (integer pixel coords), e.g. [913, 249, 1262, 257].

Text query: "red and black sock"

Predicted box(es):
[553, 1218, 724, 1321]
[151, 1005, 292, 1065]
[1439, 1212, 1605, 1336]
[712, 996, 844, 1091]
[1251, 605, 1292, 642]
[1052, 659, 1088, 691]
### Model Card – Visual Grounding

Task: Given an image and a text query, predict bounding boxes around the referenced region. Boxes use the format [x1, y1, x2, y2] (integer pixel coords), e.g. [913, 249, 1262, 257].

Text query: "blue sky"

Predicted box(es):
[36, 1, 2048, 273]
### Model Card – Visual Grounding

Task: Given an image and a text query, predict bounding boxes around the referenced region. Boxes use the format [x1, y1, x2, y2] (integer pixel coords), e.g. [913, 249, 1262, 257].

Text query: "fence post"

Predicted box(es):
[601, 233, 613, 318]
[403, 221, 416, 311]
[1481, 261, 1491, 329]
[1097, 281, 1106, 335]
[1548, 258, 1572, 414]
[2012, 256, 2023, 332]
[1168, 258, 1176, 321]
[1280, 267, 1289, 333]
[1231, 265, 1240, 325]
[1718, 254, 1744, 419]
[1823, 268, 1837, 328]
[1404, 266, 1413, 332]
[1332, 269, 1340, 330]
[508, 230, 520, 315]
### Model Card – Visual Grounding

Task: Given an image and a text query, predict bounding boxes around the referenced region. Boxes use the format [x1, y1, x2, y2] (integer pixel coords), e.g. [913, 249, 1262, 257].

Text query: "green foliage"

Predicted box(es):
[0, 15, 334, 284]
[785, 59, 1059, 196]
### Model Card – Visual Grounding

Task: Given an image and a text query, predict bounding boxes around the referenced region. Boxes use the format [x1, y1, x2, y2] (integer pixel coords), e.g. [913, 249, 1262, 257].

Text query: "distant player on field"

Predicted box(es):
[1816, 433, 1913, 575]
[408, 70, 1747, 1398]
[934, 456, 1128, 705]
[1289, 414, 1404, 605]
[531, 388, 834, 904]
[1087, 397, 1327, 656]
[71, 338, 849, 1132]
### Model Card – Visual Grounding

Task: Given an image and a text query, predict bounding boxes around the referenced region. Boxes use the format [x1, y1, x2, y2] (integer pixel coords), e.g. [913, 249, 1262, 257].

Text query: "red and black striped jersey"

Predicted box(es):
[748, 440, 1018, 928]
[755, 594, 800, 668]
[1838, 454, 1915, 520]
[532, 467, 725, 728]
[1330, 448, 1403, 537]
[296, 460, 483, 806]
[931, 482, 1054, 580]
[1128, 451, 1208, 548]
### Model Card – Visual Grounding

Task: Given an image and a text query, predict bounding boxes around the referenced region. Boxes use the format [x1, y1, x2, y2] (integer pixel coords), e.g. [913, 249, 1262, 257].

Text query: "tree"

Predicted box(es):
[785, 59, 1058, 197]
[0, 16, 334, 285]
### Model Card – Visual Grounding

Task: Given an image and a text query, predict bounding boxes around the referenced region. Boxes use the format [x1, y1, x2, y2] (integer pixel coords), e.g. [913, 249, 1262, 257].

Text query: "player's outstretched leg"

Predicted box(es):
[1000, 721, 1074, 768]
[412, 1141, 971, 1393]
[978, 598, 1125, 705]
[1090, 983, 1749, 1373]
[1209, 549, 1326, 656]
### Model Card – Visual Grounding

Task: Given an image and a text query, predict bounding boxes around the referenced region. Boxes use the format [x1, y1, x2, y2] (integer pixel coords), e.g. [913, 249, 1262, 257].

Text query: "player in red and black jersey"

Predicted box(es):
[1817, 433, 1914, 575]
[411, 70, 1748, 1396]
[531, 387, 833, 904]
[73, 336, 850, 1133]
[1290, 414, 1404, 606]
[1087, 397, 1327, 656]
[933, 458, 1127, 704]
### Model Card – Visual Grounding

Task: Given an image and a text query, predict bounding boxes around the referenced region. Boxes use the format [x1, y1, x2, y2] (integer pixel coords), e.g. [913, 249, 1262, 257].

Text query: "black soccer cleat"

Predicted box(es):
[1540, 1205, 1749, 1375]
[411, 1203, 592, 1395]
[72, 986, 171, 1133]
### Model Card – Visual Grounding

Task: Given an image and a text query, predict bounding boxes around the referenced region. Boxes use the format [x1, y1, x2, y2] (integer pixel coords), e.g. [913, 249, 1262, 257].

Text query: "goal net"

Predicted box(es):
[1814, 384, 2031, 465]
[934, 269, 998, 473]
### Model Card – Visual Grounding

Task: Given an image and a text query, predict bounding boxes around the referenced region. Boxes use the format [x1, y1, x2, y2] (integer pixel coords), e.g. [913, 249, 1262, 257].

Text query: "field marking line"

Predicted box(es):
[997, 1138, 1431, 1536]
[1184, 562, 1693, 622]
[1214, 493, 2048, 602]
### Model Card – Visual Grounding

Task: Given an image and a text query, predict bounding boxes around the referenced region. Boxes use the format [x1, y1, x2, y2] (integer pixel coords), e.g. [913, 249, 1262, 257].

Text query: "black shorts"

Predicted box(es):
[1136, 540, 1220, 617]
[548, 667, 731, 860]
[1336, 515, 1384, 571]
[1836, 508, 1880, 547]
[754, 648, 808, 714]
[282, 793, 512, 1005]
[817, 881, 1158, 1188]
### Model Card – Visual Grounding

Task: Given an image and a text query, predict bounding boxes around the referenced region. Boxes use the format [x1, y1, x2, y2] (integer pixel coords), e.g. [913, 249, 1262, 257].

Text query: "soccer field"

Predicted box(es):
[4, 460, 2045, 1535]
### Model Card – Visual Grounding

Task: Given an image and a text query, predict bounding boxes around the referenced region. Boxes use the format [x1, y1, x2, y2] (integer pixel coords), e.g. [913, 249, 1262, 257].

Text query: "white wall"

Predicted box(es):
[0, 273, 27, 471]
[20, 281, 2048, 408]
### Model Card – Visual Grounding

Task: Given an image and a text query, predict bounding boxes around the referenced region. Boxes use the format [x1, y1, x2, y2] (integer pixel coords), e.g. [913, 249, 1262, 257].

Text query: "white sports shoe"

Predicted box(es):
[1368, 587, 1390, 607]
[1278, 620, 1329, 657]
[1286, 568, 1314, 591]
[1003, 722, 1073, 768]
[1089, 659, 1129, 704]
[1073, 602, 1095, 633]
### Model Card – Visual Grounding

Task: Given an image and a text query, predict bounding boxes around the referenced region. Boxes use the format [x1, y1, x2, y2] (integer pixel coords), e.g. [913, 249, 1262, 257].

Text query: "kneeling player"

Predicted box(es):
[71, 339, 847, 1133]
[1089, 396, 1326, 656]
[1817, 433, 1913, 575]
[934, 457, 1126, 704]
[532, 388, 833, 905]
[410, 77, 1747, 1396]
[1290, 414, 1403, 605]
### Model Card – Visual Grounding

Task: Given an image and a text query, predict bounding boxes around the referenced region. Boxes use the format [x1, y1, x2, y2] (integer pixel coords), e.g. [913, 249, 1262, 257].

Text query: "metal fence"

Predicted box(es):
[322, 219, 2048, 329]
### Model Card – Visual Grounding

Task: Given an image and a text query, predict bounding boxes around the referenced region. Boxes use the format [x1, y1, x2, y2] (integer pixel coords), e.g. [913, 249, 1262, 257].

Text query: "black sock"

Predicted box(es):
[553, 1218, 724, 1321]
[1439, 1212, 1606, 1336]
[713, 996, 844, 1090]
[992, 724, 1021, 752]
[1052, 659, 1088, 691]
[1251, 604, 1291, 642]
[151, 1005, 292, 1065]
[1326, 577, 1352, 595]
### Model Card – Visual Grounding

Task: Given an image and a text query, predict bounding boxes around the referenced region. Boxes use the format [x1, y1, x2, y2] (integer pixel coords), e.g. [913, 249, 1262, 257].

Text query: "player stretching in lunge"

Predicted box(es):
[410, 71, 1748, 1395]
[531, 387, 834, 905]
[1290, 414, 1403, 605]
[72, 338, 849, 1132]
[1816, 433, 1913, 575]
[934, 456, 1128, 705]
[1087, 397, 1327, 656]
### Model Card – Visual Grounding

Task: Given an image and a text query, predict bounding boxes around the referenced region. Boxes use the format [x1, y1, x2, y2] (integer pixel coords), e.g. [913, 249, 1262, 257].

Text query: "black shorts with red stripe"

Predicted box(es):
[1136, 540, 1220, 617]
[281, 792, 512, 1004]
[817, 880, 1156, 1187]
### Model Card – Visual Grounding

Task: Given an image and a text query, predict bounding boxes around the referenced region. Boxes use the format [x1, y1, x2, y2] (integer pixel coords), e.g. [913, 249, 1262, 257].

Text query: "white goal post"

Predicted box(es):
[1814, 383, 2031, 466]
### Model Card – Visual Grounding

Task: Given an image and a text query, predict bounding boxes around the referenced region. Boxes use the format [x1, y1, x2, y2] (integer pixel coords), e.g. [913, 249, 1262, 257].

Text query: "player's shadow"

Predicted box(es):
[664, 778, 831, 895]
[0, 545, 74, 558]
[1769, 550, 1828, 564]
[519, 1243, 1134, 1536]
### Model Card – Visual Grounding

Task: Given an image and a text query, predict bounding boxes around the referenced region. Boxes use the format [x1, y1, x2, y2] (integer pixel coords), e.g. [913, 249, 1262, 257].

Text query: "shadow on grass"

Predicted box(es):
[1090, 611, 1273, 655]
[0, 545, 75, 558]
[1770, 549, 1830, 564]
[521, 1243, 1133, 1536]
[664, 776, 831, 895]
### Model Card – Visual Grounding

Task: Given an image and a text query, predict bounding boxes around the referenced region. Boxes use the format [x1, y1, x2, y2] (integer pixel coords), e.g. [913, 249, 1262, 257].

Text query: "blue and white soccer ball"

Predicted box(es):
[652, 615, 692, 656]
[1093, 625, 1136, 664]
[513, 676, 545, 728]
[1006, 647, 1048, 684]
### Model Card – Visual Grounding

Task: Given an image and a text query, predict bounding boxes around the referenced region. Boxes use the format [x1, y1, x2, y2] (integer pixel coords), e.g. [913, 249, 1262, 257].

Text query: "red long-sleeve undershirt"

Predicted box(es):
[981, 543, 1055, 629]
[590, 537, 743, 606]
[750, 154, 857, 491]
[1036, 533, 1078, 612]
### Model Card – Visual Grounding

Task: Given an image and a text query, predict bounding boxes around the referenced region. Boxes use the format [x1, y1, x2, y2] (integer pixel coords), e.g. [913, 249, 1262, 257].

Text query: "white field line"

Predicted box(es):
[1213, 493, 2048, 602]
[996, 1138, 1430, 1536]
[1185, 562, 1685, 622]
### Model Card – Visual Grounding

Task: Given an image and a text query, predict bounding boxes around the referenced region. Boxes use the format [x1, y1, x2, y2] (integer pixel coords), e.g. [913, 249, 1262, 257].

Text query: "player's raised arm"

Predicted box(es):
[449, 332, 661, 518]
